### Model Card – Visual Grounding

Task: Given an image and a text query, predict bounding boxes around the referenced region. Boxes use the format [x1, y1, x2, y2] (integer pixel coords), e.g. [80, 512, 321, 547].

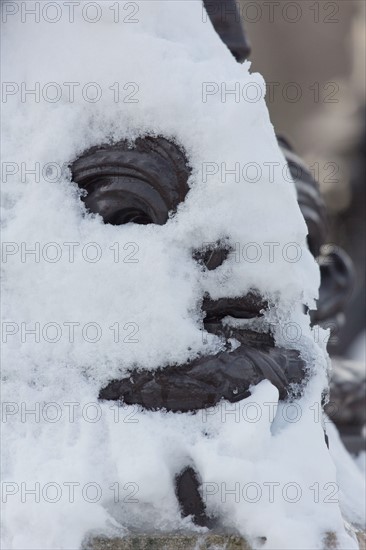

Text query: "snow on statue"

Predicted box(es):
[1, 1, 364, 549]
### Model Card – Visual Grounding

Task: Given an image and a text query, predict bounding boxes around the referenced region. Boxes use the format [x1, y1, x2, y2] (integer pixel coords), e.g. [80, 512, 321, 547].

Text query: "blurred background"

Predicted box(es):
[239, 0, 365, 362]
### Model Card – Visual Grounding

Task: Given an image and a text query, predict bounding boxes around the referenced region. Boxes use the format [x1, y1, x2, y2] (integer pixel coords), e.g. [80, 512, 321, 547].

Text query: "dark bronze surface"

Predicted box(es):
[202, 0, 251, 62]
[99, 332, 305, 411]
[72, 136, 190, 226]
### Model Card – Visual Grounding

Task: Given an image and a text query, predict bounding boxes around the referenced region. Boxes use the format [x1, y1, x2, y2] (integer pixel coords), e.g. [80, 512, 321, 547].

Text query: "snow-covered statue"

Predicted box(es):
[1, 1, 363, 549]
[71, 135, 309, 527]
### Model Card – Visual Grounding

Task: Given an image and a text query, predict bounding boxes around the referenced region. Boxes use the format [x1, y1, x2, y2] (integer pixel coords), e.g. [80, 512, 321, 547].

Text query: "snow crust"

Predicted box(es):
[1, 1, 363, 548]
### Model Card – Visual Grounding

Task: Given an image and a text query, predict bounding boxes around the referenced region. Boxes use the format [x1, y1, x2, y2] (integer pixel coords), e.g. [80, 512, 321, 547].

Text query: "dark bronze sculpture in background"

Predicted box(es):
[71, 0, 356, 529]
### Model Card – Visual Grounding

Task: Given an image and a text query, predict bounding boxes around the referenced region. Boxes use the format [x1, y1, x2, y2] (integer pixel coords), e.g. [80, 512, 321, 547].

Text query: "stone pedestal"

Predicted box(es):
[84, 530, 366, 550]
[84, 534, 252, 550]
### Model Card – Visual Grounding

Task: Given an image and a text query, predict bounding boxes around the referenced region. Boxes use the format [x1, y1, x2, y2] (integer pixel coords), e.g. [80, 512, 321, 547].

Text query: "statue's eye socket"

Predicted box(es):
[71, 137, 190, 227]
[108, 209, 153, 226]
[76, 175, 164, 226]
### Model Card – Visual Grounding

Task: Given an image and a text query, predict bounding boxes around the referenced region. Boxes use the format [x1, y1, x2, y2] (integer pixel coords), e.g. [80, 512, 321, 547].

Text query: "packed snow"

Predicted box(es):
[1, 1, 364, 548]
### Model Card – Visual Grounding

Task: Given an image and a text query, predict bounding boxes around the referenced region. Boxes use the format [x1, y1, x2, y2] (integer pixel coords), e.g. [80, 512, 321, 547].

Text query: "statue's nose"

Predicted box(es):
[71, 137, 190, 226]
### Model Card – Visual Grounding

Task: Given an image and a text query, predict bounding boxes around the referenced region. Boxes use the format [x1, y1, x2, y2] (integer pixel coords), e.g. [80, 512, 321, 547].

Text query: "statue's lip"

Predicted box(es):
[98, 293, 306, 411]
[99, 337, 305, 411]
[99, 325, 306, 412]
[202, 292, 268, 322]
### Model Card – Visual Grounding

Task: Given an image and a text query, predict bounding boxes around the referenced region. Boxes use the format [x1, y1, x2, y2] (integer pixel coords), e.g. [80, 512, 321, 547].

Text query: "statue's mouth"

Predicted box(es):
[99, 291, 306, 412]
